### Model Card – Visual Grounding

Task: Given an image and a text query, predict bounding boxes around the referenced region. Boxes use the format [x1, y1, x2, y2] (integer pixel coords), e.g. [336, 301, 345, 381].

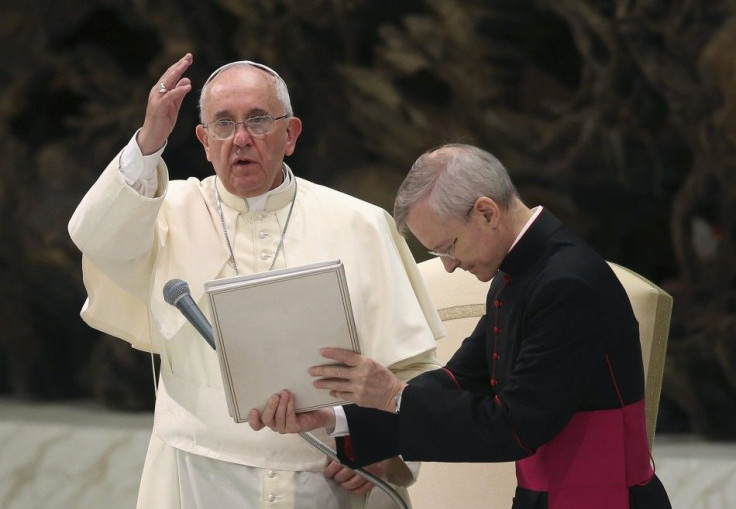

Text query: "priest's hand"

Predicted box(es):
[137, 53, 193, 155]
[248, 390, 336, 434]
[311, 348, 407, 413]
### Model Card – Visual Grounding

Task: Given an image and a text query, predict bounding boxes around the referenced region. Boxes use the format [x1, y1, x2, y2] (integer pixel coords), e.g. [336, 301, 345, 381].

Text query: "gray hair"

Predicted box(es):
[393, 143, 518, 236]
[198, 60, 293, 123]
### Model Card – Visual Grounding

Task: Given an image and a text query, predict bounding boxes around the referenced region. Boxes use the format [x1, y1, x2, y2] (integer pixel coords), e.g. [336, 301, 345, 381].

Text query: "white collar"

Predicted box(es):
[217, 164, 296, 213]
[508, 206, 543, 253]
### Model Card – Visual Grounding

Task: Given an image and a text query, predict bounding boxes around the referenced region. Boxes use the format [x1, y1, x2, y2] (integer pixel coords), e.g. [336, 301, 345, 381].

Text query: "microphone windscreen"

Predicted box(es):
[163, 279, 190, 305]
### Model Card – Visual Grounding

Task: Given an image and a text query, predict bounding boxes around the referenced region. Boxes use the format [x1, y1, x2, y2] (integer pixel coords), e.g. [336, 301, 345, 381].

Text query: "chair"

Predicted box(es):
[606, 261, 673, 448]
[408, 258, 673, 508]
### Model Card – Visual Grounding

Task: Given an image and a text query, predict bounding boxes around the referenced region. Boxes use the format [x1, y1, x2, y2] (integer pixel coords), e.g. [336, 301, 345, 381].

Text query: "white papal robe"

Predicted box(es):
[68, 144, 444, 509]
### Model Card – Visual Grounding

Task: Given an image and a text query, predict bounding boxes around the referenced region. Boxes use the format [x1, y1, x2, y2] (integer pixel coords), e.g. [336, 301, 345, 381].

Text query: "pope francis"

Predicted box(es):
[68, 53, 442, 509]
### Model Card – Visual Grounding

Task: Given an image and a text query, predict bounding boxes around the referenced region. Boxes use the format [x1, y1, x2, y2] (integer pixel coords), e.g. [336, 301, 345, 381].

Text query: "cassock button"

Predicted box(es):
[258, 231, 271, 239]
[494, 299, 502, 308]
[267, 493, 277, 502]
[492, 352, 500, 360]
[260, 252, 271, 261]
[493, 326, 500, 334]
[490, 379, 498, 387]
[267, 470, 277, 478]
[504, 275, 512, 284]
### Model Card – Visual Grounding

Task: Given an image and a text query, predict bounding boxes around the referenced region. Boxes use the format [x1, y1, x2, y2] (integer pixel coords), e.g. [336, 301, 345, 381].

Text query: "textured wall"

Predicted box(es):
[1, 0, 734, 438]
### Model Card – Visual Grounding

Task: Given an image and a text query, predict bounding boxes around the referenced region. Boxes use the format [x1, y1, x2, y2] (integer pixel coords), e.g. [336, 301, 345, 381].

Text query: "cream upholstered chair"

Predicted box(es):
[409, 258, 514, 509]
[606, 261, 673, 448]
[408, 258, 673, 508]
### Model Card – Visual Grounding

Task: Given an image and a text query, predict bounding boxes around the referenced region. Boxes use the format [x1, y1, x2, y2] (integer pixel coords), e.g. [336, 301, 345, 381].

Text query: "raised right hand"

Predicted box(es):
[136, 53, 193, 155]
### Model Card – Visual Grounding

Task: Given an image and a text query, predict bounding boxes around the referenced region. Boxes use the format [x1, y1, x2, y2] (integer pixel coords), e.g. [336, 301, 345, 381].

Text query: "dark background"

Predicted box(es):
[1, 0, 735, 439]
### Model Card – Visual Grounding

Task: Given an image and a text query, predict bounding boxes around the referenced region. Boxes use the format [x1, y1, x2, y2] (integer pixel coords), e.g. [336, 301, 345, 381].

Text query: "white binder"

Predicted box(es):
[204, 260, 360, 422]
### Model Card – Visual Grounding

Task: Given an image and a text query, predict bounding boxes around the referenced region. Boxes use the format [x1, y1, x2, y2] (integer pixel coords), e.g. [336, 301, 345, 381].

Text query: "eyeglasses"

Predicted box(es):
[427, 205, 474, 260]
[203, 114, 289, 139]
[428, 237, 459, 260]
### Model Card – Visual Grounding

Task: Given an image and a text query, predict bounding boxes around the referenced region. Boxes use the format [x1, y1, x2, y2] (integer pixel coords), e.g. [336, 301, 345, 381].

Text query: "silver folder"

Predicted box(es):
[205, 260, 360, 422]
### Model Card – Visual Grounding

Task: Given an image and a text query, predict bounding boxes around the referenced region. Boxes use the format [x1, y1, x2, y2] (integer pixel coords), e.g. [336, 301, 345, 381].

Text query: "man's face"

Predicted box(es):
[195, 66, 302, 198]
[407, 198, 505, 283]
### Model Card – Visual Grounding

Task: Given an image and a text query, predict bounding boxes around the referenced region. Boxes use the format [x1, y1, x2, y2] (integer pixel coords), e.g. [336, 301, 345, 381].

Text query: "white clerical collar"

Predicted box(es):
[217, 164, 296, 213]
[509, 206, 543, 252]
[245, 165, 292, 211]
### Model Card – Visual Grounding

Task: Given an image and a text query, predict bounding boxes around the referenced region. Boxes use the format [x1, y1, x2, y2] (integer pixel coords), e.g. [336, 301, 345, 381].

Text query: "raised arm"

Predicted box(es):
[137, 53, 193, 155]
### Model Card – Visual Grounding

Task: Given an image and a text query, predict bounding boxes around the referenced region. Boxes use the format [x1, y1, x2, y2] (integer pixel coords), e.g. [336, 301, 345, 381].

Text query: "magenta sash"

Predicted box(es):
[515, 399, 653, 509]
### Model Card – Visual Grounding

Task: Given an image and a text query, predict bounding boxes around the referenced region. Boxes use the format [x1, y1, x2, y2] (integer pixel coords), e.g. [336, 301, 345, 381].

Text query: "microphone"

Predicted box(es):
[163, 279, 216, 350]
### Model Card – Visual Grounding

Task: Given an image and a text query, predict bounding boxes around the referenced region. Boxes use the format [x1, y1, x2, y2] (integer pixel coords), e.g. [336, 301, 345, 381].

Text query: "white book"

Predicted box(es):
[204, 260, 360, 422]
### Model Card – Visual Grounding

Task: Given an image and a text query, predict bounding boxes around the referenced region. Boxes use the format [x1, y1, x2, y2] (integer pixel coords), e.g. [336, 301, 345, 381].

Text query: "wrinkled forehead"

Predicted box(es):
[201, 62, 279, 116]
[203, 60, 281, 87]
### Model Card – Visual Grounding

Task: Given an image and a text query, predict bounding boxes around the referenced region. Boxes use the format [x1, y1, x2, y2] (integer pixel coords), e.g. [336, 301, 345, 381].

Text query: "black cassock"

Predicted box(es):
[336, 209, 671, 509]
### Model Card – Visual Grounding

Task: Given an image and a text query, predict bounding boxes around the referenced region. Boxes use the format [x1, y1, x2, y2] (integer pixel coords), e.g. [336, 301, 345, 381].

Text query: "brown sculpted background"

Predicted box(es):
[1, 0, 735, 438]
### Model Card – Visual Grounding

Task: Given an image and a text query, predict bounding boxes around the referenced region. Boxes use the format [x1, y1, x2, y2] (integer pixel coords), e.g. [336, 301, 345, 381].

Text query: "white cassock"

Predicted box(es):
[68, 136, 445, 509]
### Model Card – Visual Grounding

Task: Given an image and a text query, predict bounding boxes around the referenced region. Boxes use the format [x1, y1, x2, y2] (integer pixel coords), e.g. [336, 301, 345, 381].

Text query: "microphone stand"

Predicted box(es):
[164, 280, 408, 509]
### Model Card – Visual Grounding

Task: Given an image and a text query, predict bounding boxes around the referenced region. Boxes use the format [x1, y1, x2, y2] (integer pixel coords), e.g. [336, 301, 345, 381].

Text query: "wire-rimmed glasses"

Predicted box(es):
[203, 114, 289, 139]
[426, 205, 475, 260]
[428, 237, 459, 260]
